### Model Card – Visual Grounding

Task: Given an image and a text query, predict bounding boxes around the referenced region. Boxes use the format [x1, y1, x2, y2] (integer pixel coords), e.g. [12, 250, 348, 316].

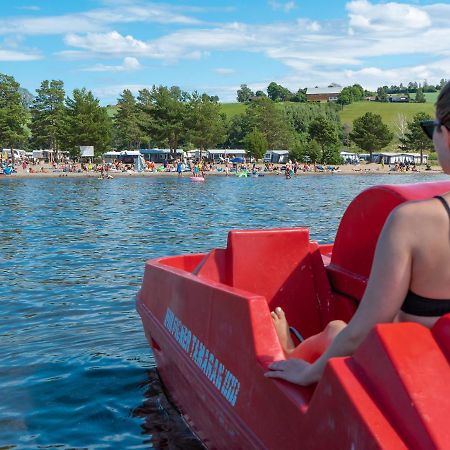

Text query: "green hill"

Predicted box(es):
[108, 100, 436, 134]
[339, 101, 434, 131]
[220, 102, 247, 118]
[220, 101, 435, 132]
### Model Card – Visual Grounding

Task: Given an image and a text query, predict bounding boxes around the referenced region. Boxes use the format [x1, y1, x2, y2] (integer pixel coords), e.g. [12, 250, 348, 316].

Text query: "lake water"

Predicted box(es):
[0, 173, 447, 449]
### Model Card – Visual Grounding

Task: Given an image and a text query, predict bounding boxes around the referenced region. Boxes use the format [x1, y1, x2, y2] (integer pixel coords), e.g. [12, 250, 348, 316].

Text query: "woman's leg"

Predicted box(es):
[272, 307, 346, 362]
[287, 320, 346, 362]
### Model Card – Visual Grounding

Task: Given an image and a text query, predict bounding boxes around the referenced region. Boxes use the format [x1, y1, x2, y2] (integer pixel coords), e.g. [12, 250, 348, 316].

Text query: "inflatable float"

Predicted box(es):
[136, 181, 450, 449]
[190, 176, 205, 182]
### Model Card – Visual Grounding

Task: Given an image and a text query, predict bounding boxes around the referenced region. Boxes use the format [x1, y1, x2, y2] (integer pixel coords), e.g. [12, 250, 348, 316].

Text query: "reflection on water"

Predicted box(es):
[0, 173, 446, 448]
[133, 370, 205, 449]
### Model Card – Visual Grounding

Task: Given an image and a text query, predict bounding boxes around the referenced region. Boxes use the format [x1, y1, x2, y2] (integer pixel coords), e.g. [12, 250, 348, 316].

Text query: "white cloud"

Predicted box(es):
[346, 0, 431, 33]
[0, 49, 41, 61]
[57, 0, 450, 87]
[7, 0, 450, 103]
[65, 32, 149, 55]
[305, 21, 321, 32]
[60, 26, 261, 61]
[82, 56, 142, 72]
[269, 1, 296, 13]
[214, 68, 235, 75]
[0, 2, 200, 36]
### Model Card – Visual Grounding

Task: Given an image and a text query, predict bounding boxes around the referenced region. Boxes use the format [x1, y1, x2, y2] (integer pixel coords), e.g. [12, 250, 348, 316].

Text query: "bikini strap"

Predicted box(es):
[434, 195, 450, 218]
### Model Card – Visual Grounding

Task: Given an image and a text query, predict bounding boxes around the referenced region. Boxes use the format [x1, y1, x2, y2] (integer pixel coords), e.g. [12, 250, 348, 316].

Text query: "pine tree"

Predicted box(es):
[30, 80, 67, 161]
[114, 89, 142, 150]
[187, 92, 226, 157]
[65, 88, 112, 157]
[0, 73, 28, 164]
[138, 85, 189, 153]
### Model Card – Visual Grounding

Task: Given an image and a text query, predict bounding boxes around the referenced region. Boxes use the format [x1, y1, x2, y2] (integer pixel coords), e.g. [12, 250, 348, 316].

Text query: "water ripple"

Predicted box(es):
[0, 173, 446, 448]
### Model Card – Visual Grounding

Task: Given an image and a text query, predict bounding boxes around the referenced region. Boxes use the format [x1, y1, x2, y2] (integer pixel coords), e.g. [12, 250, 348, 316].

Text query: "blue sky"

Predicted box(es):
[2, 0, 450, 104]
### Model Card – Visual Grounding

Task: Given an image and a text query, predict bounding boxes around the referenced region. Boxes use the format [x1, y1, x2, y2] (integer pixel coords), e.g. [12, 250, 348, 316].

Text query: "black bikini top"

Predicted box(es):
[400, 195, 450, 317]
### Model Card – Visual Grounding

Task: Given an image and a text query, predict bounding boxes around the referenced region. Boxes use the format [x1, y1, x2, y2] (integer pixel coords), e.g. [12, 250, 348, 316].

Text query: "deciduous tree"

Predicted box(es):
[303, 139, 321, 166]
[415, 88, 426, 103]
[399, 112, 434, 164]
[222, 113, 253, 148]
[236, 84, 254, 103]
[350, 112, 393, 159]
[245, 97, 293, 149]
[244, 128, 268, 160]
[308, 115, 340, 156]
[267, 82, 292, 102]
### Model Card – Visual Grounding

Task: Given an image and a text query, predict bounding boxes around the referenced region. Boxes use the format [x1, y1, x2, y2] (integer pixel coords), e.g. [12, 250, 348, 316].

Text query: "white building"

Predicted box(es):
[264, 150, 289, 163]
[139, 148, 185, 162]
[340, 151, 360, 163]
[206, 149, 246, 162]
[3, 148, 26, 160]
[373, 152, 428, 165]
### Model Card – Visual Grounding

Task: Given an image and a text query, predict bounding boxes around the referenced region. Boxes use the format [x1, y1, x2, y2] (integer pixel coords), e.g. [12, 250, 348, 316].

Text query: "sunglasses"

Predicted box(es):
[420, 119, 450, 140]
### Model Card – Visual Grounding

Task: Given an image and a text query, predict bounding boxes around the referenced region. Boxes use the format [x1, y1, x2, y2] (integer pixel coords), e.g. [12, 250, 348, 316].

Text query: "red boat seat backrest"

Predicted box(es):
[225, 228, 333, 338]
[328, 181, 450, 303]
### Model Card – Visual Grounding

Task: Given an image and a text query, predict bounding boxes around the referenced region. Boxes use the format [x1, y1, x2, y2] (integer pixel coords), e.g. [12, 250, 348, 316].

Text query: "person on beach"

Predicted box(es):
[285, 163, 291, 179]
[265, 81, 450, 386]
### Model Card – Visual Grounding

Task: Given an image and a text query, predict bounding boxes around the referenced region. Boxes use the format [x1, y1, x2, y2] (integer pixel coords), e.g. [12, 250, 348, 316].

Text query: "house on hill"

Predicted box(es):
[388, 95, 409, 103]
[306, 85, 343, 102]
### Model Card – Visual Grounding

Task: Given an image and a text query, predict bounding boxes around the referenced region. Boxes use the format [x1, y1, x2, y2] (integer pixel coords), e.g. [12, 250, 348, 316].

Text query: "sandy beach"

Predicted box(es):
[1, 162, 444, 179]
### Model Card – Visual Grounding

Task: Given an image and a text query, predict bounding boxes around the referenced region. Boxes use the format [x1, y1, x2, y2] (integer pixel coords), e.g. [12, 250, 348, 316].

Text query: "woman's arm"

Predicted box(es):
[265, 204, 414, 385]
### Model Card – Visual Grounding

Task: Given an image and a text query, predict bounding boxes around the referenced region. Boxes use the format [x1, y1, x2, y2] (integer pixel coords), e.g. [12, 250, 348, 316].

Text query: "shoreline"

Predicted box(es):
[0, 163, 444, 180]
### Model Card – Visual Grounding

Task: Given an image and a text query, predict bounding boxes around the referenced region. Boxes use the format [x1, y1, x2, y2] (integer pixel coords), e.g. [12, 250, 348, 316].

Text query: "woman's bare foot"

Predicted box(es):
[271, 307, 295, 352]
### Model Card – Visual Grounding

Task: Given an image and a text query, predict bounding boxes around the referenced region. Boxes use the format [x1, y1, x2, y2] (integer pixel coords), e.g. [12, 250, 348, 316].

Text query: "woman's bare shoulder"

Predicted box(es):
[387, 198, 448, 243]
[381, 199, 440, 238]
[392, 197, 443, 220]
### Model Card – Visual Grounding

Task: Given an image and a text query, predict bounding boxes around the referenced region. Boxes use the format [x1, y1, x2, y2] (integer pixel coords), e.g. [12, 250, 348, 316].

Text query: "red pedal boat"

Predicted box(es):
[137, 181, 450, 450]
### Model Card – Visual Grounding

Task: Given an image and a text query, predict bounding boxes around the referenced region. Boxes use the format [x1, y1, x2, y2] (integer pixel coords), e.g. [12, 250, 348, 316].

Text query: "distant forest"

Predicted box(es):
[0, 72, 439, 165]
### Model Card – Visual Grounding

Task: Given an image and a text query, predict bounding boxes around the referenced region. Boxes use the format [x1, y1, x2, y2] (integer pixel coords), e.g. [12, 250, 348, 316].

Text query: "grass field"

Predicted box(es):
[339, 101, 434, 130]
[220, 102, 247, 118]
[424, 92, 439, 103]
[220, 101, 435, 131]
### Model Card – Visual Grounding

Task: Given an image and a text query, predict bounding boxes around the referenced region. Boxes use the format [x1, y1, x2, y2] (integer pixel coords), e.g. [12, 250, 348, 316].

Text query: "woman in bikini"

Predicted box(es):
[265, 81, 450, 386]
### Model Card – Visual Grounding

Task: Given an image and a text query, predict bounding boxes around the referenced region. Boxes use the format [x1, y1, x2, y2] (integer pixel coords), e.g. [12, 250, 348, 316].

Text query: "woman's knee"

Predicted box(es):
[324, 320, 346, 340]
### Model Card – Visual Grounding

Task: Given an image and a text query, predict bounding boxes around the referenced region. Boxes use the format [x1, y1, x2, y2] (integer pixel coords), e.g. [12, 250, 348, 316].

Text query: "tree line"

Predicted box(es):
[237, 79, 445, 106]
[0, 72, 436, 165]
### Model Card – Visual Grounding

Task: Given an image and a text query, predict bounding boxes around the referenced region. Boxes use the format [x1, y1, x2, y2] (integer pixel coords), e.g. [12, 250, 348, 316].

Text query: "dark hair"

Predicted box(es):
[436, 81, 450, 125]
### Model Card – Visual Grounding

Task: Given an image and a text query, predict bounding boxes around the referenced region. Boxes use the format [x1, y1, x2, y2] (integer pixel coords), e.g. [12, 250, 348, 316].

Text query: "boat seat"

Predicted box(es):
[327, 181, 450, 317]
[196, 228, 334, 339]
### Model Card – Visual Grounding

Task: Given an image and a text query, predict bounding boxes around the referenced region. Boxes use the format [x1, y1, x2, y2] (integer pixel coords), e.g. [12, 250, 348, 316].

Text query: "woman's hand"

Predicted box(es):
[264, 359, 319, 386]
